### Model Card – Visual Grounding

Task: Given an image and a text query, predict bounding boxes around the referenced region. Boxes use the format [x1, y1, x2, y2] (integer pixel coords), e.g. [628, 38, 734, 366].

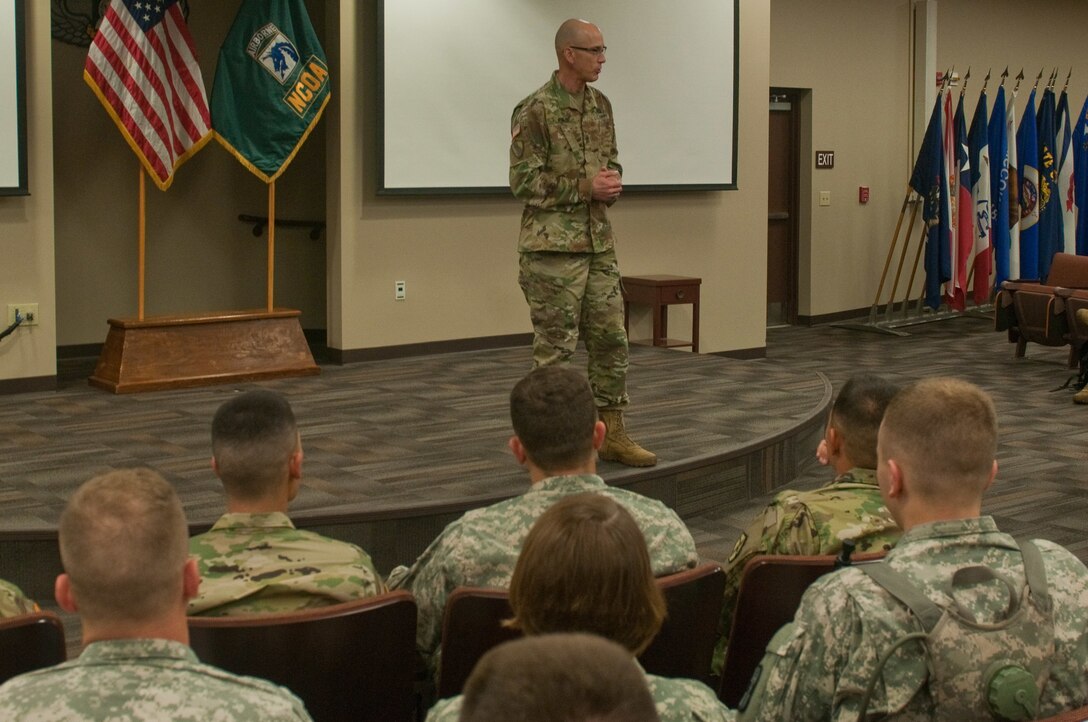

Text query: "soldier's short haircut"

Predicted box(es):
[509, 367, 597, 473]
[59, 468, 188, 623]
[460, 633, 660, 722]
[878, 377, 998, 501]
[554, 18, 596, 56]
[211, 390, 299, 500]
[831, 373, 900, 469]
[508, 493, 666, 655]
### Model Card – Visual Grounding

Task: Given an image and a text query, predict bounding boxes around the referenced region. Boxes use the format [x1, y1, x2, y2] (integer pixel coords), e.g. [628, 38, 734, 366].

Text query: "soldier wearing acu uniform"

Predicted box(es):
[714, 374, 902, 673]
[510, 18, 655, 468]
[738, 378, 1088, 721]
[388, 366, 697, 672]
[0, 578, 37, 618]
[188, 390, 383, 617]
[0, 468, 311, 721]
[425, 494, 728, 722]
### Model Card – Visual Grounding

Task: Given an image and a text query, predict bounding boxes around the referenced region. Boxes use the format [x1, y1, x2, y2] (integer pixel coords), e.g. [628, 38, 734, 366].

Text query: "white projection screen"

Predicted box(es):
[379, 0, 738, 194]
[0, 0, 28, 196]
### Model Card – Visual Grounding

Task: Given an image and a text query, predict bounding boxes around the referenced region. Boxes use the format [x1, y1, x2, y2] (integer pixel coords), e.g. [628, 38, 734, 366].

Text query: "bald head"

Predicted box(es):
[555, 18, 599, 56]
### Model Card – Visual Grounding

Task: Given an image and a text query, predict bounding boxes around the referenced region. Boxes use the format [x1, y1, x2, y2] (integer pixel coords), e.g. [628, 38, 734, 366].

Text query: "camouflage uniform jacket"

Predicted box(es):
[386, 474, 698, 667]
[426, 664, 735, 722]
[738, 517, 1088, 721]
[0, 578, 37, 618]
[0, 638, 312, 720]
[188, 512, 384, 616]
[510, 72, 620, 253]
[715, 468, 900, 670]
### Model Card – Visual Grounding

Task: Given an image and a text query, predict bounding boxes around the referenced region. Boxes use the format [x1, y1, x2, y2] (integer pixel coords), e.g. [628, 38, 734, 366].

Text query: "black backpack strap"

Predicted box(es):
[861, 563, 943, 632]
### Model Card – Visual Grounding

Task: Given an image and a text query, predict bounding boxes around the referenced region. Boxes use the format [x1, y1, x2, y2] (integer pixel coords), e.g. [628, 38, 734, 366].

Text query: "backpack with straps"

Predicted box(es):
[856, 541, 1054, 722]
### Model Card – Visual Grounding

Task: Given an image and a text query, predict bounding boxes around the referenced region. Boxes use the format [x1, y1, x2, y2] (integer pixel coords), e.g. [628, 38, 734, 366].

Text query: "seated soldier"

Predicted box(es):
[426, 493, 729, 722]
[739, 378, 1088, 720]
[0, 578, 37, 618]
[458, 634, 660, 722]
[188, 390, 383, 616]
[0, 468, 311, 721]
[387, 366, 697, 669]
[715, 373, 901, 671]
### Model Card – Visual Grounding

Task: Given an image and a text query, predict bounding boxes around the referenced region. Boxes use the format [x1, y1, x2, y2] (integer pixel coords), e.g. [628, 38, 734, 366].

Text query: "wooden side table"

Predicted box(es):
[621, 275, 701, 352]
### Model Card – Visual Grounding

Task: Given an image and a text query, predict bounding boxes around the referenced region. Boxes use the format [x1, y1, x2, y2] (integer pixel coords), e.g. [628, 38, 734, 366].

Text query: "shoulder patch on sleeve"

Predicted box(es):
[728, 532, 748, 563]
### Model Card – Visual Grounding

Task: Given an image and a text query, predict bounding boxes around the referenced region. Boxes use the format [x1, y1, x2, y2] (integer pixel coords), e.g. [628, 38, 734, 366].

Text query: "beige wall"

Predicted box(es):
[0, 2, 55, 382]
[329, 0, 771, 356]
[772, 0, 1088, 319]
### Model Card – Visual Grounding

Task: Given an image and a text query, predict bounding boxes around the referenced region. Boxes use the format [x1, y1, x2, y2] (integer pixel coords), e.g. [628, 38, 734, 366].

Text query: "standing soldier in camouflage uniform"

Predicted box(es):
[188, 390, 383, 616]
[0, 468, 312, 721]
[714, 374, 902, 673]
[510, 18, 655, 467]
[0, 578, 37, 618]
[425, 494, 729, 722]
[387, 366, 697, 672]
[738, 378, 1088, 720]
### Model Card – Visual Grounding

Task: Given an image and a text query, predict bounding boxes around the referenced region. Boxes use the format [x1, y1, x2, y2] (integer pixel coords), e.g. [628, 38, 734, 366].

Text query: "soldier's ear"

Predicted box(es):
[509, 436, 528, 466]
[55, 574, 77, 613]
[591, 420, 606, 450]
[885, 459, 905, 499]
[825, 426, 843, 458]
[182, 558, 201, 601]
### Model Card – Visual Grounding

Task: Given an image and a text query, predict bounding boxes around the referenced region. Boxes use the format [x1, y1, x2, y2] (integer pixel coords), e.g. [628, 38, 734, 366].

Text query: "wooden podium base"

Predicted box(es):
[89, 309, 320, 394]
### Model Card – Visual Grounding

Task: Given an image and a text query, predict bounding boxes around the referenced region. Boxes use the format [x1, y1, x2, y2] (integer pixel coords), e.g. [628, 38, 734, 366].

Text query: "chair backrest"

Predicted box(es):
[437, 563, 726, 698]
[437, 587, 520, 699]
[188, 591, 417, 722]
[1046, 253, 1088, 288]
[638, 562, 725, 684]
[0, 611, 67, 685]
[718, 552, 884, 707]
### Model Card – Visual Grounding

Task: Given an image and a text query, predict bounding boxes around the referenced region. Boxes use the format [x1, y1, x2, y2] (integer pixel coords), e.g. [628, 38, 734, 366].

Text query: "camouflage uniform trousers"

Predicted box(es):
[737, 517, 1088, 721]
[518, 248, 629, 408]
[426, 667, 734, 722]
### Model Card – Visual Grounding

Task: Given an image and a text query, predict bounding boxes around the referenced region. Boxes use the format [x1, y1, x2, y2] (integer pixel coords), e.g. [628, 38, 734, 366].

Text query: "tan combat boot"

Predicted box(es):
[598, 409, 657, 467]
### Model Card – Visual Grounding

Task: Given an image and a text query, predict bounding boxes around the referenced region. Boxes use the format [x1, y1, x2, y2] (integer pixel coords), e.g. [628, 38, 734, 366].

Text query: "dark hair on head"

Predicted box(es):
[509, 367, 598, 473]
[830, 373, 900, 469]
[508, 493, 666, 655]
[211, 390, 298, 499]
[461, 633, 660, 722]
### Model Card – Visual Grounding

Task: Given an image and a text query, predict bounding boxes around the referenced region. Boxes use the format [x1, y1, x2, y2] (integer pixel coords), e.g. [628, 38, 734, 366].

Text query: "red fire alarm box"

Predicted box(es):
[859, 186, 870, 204]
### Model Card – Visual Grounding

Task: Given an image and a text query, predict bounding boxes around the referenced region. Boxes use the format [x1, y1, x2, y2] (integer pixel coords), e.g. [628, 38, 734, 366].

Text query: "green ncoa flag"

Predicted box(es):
[212, 0, 330, 183]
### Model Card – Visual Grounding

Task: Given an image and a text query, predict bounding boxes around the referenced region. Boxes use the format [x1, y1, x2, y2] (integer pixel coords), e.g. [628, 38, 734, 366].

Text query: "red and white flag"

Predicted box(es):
[83, 0, 211, 190]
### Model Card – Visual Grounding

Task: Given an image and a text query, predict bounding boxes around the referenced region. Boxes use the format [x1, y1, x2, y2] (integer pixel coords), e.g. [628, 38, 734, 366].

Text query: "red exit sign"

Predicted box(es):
[815, 151, 835, 169]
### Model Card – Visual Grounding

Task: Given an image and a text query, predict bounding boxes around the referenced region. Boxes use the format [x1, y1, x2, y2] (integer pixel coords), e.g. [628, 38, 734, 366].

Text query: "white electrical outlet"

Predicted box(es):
[819, 191, 831, 207]
[7, 303, 38, 326]
[395, 281, 406, 300]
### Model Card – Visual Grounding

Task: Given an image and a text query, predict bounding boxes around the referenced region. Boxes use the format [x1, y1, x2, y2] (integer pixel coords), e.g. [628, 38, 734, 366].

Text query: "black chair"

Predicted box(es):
[188, 591, 418, 722]
[0, 611, 67, 685]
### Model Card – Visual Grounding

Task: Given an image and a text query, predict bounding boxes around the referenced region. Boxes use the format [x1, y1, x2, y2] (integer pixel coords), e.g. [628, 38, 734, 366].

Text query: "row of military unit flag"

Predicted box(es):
[82, 0, 330, 191]
[910, 68, 1088, 311]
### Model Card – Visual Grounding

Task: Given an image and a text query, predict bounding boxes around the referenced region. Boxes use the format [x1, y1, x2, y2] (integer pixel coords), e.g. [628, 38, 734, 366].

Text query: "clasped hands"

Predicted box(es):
[591, 168, 622, 202]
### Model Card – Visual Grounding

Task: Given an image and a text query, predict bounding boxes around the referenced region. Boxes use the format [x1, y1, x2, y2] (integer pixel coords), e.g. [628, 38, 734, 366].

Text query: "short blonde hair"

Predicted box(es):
[508, 493, 666, 655]
[878, 377, 997, 502]
[59, 468, 189, 623]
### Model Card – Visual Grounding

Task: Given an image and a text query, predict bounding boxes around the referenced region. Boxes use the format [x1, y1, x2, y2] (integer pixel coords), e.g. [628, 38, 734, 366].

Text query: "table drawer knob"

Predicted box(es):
[675, 290, 686, 300]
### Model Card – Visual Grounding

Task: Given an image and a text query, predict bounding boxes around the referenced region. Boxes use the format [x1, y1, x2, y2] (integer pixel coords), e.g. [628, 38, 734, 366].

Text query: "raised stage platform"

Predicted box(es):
[0, 344, 829, 600]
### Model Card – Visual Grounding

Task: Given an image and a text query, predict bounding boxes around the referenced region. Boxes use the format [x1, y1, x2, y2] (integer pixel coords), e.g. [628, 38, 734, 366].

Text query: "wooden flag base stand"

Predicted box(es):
[89, 309, 320, 394]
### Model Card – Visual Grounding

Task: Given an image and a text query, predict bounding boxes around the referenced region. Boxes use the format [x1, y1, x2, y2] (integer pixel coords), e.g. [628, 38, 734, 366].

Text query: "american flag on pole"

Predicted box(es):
[83, 0, 211, 191]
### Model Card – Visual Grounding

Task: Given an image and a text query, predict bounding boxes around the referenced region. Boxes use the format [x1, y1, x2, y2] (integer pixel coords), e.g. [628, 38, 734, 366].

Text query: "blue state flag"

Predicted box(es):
[968, 92, 991, 304]
[910, 94, 948, 310]
[989, 86, 1011, 286]
[1074, 94, 1088, 256]
[1017, 88, 1040, 279]
[1036, 87, 1062, 278]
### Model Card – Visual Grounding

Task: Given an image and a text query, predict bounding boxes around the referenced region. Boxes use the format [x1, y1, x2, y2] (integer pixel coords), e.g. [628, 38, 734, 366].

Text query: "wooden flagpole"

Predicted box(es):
[267, 180, 275, 312]
[882, 193, 920, 321]
[138, 166, 146, 321]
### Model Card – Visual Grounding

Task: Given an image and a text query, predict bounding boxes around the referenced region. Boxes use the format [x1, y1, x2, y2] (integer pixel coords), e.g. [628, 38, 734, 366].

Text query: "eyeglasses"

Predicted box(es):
[569, 46, 607, 57]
